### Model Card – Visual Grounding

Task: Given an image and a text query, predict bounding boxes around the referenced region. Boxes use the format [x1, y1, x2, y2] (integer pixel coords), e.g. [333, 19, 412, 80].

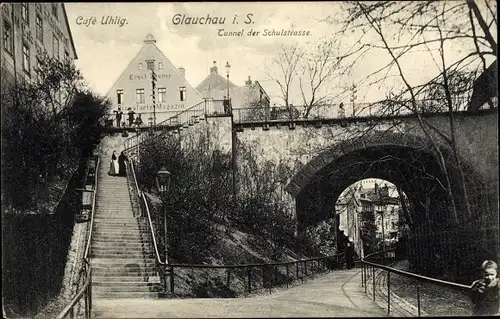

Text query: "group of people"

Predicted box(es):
[112, 108, 143, 128]
[108, 151, 128, 177]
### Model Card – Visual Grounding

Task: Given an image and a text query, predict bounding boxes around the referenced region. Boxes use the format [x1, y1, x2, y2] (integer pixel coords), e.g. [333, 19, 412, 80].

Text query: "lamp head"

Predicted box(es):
[225, 61, 231, 75]
[156, 168, 171, 194]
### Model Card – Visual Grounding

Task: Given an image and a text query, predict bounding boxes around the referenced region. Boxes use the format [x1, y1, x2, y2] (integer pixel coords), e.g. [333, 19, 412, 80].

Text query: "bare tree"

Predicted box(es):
[264, 44, 304, 118]
[325, 0, 498, 277]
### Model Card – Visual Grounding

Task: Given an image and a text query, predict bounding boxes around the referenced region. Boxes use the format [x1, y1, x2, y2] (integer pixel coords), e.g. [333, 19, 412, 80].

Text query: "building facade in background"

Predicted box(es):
[105, 34, 203, 127]
[196, 61, 270, 110]
[1, 3, 77, 91]
[336, 180, 402, 258]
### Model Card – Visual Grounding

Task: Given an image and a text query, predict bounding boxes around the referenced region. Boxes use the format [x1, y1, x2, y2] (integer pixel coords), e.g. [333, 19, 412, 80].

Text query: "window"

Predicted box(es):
[116, 89, 123, 105]
[146, 61, 154, 70]
[158, 62, 163, 69]
[3, 20, 13, 55]
[22, 3, 29, 25]
[179, 86, 186, 101]
[64, 50, 69, 62]
[158, 88, 166, 103]
[138, 63, 143, 70]
[22, 43, 30, 72]
[52, 3, 58, 19]
[136, 89, 145, 104]
[36, 15, 43, 41]
[35, 58, 42, 82]
[52, 35, 59, 59]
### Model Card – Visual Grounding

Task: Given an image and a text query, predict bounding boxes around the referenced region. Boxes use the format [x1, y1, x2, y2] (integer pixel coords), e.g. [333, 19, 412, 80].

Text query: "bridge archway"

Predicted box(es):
[286, 131, 496, 281]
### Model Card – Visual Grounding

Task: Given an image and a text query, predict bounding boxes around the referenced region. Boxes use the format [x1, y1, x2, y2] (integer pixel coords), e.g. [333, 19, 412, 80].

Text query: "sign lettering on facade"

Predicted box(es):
[129, 73, 172, 80]
[135, 103, 185, 111]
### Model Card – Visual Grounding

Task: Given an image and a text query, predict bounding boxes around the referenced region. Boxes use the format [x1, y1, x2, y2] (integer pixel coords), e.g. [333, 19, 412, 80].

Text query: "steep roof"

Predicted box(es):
[469, 60, 498, 111]
[105, 34, 202, 100]
[196, 61, 238, 93]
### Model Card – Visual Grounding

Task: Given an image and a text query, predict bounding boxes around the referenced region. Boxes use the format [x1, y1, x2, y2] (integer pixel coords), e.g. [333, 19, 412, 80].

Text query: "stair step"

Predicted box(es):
[92, 269, 158, 277]
[91, 291, 161, 299]
[92, 248, 154, 254]
[93, 276, 160, 283]
[92, 252, 154, 258]
[93, 281, 159, 287]
[93, 242, 152, 248]
[91, 257, 157, 265]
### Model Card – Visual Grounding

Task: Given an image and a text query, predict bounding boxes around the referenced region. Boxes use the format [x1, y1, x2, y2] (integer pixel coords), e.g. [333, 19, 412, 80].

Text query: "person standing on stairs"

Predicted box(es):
[118, 151, 128, 177]
[109, 151, 119, 176]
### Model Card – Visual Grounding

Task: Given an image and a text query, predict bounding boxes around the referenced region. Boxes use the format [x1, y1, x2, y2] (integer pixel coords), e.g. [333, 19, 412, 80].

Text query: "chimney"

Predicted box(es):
[245, 76, 252, 86]
[210, 61, 218, 74]
[178, 67, 185, 78]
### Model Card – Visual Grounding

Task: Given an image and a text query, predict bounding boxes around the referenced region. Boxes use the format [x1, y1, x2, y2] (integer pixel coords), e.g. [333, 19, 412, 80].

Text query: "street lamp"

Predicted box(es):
[225, 61, 231, 102]
[226, 61, 236, 222]
[156, 168, 172, 293]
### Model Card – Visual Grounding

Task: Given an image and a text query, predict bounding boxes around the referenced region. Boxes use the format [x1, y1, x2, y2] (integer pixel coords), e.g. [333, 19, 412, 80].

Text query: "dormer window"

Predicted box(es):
[158, 62, 163, 69]
[138, 63, 143, 70]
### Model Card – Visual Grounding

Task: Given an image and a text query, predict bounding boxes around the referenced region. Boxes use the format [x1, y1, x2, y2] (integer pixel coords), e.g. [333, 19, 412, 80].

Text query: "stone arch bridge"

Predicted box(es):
[120, 107, 498, 282]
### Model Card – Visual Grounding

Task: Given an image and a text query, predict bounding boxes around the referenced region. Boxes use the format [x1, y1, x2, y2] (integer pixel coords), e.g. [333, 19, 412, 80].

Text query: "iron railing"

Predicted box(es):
[56, 156, 100, 319]
[127, 158, 345, 297]
[360, 249, 473, 317]
[122, 99, 226, 155]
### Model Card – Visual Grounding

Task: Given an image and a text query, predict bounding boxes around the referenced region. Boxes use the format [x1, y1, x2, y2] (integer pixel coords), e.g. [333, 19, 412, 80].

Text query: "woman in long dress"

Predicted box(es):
[109, 151, 118, 176]
[118, 151, 127, 177]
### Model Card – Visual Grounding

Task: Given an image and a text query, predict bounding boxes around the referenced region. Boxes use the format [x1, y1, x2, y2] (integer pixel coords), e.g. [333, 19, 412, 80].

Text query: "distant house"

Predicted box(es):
[196, 61, 270, 109]
[336, 181, 402, 257]
[468, 60, 498, 111]
[105, 34, 203, 126]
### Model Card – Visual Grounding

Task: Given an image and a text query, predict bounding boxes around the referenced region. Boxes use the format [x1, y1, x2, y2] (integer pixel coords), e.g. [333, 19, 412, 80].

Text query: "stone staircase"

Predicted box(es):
[91, 151, 161, 298]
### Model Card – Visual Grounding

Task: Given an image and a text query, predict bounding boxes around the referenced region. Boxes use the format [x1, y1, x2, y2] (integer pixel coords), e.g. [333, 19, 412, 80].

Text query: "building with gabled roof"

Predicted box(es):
[196, 61, 270, 110]
[105, 34, 203, 126]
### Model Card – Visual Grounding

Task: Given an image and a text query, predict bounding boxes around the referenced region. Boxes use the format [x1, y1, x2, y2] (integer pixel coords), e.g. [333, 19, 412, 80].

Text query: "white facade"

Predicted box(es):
[105, 34, 203, 126]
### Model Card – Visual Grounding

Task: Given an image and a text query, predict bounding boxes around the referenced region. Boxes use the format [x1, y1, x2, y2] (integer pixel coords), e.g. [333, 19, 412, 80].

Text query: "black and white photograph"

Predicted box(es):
[1, 2, 498, 318]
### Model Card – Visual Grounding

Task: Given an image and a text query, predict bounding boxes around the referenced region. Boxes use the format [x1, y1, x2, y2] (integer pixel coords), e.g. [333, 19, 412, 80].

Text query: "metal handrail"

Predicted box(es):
[360, 249, 473, 317]
[123, 99, 226, 154]
[57, 156, 99, 319]
[84, 156, 100, 260]
[56, 260, 92, 319]
[122, 100, 206, 152]
[128, 159, 164, 266]
[362, 249, 472, 290]
[169, 253, 344, 269]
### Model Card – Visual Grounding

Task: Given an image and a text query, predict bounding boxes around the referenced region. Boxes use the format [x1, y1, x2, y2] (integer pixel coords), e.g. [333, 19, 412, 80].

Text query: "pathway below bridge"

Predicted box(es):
[92, 269, 390, 318]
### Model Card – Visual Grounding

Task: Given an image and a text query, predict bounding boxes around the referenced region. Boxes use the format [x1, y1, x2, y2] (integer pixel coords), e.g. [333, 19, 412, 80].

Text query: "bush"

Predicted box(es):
[1, 55, 110, 213]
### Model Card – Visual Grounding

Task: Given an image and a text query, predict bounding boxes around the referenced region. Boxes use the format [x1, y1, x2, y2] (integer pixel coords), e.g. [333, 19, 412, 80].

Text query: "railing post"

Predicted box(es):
[305, 260, 308, 277]
[296, 261, 299, 280]
[387, 271, 391, 315]
[286, 264, 289, 288]
[364, 263, 367, 294]
[226, 268, 231, 290]
[273, 265, 277, 286]
[372, 266, 376, 301]
[247, 266, 252, 293]
[88, 267, 92, 318]
[70, 307, 74, 319]
[416, 281, 421, 317]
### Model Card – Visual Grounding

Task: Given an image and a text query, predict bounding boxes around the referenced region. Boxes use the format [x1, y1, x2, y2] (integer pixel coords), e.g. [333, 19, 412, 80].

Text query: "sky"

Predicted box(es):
[64, 2, 497, 106]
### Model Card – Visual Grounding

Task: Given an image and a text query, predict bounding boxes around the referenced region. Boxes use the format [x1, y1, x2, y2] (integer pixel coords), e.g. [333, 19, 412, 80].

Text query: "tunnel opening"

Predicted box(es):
[293, 143, 496, 283]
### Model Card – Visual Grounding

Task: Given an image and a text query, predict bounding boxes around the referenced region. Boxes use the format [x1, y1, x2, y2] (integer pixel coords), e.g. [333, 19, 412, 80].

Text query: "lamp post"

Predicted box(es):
[377, 210, 386, 264]
[156, 168, 172, 294]
[225, 61, 231, 104]
[226, 61, 237, 221]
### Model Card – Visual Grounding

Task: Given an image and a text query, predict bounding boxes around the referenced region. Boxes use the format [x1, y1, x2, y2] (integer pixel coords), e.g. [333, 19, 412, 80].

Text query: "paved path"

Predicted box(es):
[92, 269, 390, 318]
